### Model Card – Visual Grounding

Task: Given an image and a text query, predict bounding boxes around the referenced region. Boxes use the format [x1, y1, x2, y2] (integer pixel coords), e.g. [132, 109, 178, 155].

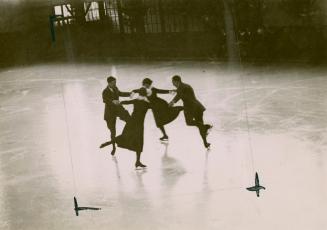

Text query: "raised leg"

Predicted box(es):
[188, 111, 211, 148]
[184, 111, 204, 128]
[99, 140, 113, 148]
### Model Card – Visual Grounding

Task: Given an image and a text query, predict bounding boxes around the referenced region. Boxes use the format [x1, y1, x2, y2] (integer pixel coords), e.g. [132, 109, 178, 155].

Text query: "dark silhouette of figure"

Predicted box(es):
[169, 75, 212, 149]
[102, 76, 131, 156]
[133, 78, 183, 141]
[100, 88, 150, 169]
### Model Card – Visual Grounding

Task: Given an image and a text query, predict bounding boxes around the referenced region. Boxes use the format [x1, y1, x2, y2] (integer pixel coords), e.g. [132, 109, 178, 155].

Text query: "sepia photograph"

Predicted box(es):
[0, 0, 326, 229]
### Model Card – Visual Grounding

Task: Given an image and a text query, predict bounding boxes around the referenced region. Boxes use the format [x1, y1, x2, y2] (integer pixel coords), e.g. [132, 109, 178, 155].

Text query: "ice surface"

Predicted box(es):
[0, 62, 326, 230]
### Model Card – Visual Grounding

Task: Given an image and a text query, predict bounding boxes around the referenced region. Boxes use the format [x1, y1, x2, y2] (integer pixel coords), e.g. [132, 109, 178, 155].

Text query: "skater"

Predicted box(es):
[100, 88, 150, 169]
[102, 76, 131, 156]
[168, 75, 212, 149]
[133, 78, 183, 141]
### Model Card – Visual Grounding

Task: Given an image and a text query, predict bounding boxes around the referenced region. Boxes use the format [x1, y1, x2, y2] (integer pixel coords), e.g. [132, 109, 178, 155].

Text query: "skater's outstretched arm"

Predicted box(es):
[118, 89, 132, 97]
[120, 99, 136, 105]
[153, 87, 170, 94]
[169, 93, 180, 106]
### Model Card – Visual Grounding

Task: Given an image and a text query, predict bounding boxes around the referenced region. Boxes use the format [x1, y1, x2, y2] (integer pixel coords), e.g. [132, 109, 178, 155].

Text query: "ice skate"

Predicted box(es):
[135, 162, 147, 169]
[159, 135, 169, 142]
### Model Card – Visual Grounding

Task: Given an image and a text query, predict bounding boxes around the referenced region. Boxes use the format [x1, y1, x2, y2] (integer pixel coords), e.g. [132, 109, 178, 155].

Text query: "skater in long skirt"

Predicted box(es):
[100, 88, 150, 168]
[133, 78, 183, 141]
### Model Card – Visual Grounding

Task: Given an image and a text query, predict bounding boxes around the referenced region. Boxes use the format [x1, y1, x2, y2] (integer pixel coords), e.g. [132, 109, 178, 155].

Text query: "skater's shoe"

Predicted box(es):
[159, 135, 169, 141]
[204, 143, 211, 149]
[135, 162, 147, 169]
[111, 147, 116, 156]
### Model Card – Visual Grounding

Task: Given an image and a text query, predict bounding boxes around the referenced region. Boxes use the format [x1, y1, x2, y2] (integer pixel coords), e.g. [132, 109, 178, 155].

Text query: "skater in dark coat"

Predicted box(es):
[133, 78, 183, 141]
[169, 75, 212, 149]
[102, 76, 131, 156]
[100, 88, 150, 168]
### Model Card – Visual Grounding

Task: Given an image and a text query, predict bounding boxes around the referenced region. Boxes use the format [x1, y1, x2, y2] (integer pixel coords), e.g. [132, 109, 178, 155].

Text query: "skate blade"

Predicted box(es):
[135, 166, 147, 171]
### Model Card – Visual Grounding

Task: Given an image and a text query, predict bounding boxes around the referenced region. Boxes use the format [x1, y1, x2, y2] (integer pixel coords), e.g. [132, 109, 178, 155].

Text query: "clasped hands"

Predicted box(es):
[113, 89, 176, 106]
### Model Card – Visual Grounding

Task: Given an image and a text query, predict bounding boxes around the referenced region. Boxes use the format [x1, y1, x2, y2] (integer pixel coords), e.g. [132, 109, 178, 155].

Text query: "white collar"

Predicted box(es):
[145, 86, 152, 97]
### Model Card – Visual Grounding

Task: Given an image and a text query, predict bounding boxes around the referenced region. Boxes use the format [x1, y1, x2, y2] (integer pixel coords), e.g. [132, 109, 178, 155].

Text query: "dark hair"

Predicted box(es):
[139, 87, 147, 97]
[142, 78, 153, 86]
[172, 75, 181, 82]
[107, 76, 116, 84]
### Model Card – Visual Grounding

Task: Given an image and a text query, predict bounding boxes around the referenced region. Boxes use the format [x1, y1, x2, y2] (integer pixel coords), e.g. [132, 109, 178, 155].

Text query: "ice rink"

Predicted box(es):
[0, 61, 326, 230]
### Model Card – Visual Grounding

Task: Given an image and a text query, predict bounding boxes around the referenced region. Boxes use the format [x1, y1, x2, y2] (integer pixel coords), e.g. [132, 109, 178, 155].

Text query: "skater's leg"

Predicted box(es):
[135, 151, 146, 168]
[184, 111, 204, 128]
[159, 126, 168, 140]
[184, 111, 196, 126]
[194, 111, 210, 148]
[106, 118, 117, 155]
[184, 111, 208, 147]
[136, 151, 141, 163]
[159, 126, 167, 136]
[99, 140, 113, 148]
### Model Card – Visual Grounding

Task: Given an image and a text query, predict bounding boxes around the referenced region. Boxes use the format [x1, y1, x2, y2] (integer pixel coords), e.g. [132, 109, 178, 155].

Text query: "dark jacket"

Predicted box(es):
[102, 86, 130, 120]
[172, 82, 205, 113]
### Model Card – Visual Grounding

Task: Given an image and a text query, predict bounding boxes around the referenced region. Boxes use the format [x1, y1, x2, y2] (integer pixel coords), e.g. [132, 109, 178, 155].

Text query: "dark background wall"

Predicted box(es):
[0, 0, 326, 67]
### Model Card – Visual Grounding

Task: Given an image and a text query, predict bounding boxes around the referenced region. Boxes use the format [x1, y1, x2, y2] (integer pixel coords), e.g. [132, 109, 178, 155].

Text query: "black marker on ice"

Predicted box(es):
[74, 197, 101, 216]
[246, 172, 266, 197]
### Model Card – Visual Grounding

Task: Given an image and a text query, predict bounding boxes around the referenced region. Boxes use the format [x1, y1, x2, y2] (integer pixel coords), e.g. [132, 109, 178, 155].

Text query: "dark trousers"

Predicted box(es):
[106, 106, 130, 146]
[184, 110, 208, 144]
[184, 109, 204, 127]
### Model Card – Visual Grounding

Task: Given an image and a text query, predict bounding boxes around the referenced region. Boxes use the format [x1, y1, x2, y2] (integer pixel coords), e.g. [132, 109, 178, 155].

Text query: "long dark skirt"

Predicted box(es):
[151, 97, 183, 127]
[115, 119, 144, 152]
